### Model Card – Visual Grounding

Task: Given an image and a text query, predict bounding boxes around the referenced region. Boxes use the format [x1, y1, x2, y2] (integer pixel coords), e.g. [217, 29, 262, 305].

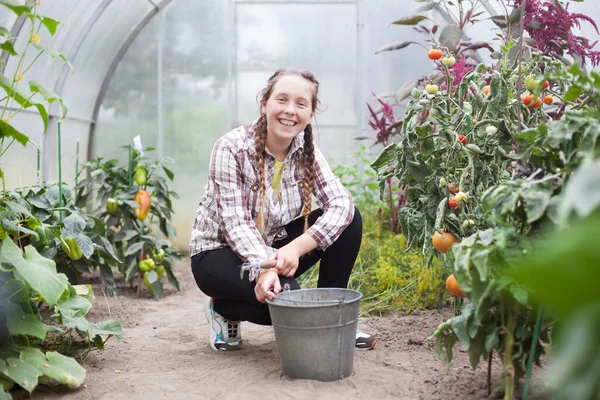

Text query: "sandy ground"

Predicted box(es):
[25, 260, 546, 400]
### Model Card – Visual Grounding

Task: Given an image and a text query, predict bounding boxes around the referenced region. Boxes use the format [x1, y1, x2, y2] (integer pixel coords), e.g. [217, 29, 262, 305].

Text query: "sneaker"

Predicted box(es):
[204, 298, 243, 351]
[355, 330, 376, 350]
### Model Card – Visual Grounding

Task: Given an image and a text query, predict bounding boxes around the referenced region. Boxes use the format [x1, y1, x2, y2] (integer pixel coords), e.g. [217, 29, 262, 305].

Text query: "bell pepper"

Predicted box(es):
[143, 271, 154, 294]
[106, 198, 118, 216]
[155, 248, 165, 263]
[134, 164, 147, 186]
[60, 236, 83, 261]
[139, 258, 155, 272]
[134, 189, 151, 221]
[156, 265, 165, 281]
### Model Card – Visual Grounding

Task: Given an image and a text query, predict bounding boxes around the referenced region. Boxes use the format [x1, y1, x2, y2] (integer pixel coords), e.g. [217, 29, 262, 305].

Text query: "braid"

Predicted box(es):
[254, 115, 268, 234]
[301, 123, 316, 232]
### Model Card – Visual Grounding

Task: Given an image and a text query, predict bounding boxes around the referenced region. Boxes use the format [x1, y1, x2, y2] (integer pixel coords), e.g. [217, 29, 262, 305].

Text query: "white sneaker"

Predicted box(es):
[204, 298, 243, 351]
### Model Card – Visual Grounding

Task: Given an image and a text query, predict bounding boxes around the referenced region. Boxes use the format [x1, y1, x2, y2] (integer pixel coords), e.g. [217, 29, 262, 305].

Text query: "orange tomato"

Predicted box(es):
[446, 274, 465, 297]
[543, 95, 553, 105]
[432, 231, 460, 253]
[482, 85, 490, 95]
[543, 80, 549, 89]
[447, 182, 460, 194]
[521, 93, 534, 106]
[529, 97, 542, 109]
[428, 49, 443, 60]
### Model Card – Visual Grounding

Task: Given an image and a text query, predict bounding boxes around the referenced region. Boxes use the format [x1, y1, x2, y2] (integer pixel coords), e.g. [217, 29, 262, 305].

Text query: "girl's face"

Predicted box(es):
[261, 75, 315, 144]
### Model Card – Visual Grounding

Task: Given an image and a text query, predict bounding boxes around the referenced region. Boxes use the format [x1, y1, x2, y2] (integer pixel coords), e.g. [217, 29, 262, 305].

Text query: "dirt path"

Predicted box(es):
[28, 261, 541, 400]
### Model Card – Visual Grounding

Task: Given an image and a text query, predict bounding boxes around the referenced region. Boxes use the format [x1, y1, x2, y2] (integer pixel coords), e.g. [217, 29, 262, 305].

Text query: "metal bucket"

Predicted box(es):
[266, 288, 362, 382]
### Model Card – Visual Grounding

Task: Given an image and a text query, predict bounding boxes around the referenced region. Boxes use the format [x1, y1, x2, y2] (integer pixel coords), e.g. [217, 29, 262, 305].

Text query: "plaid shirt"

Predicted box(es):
[189, 121, 354, 263]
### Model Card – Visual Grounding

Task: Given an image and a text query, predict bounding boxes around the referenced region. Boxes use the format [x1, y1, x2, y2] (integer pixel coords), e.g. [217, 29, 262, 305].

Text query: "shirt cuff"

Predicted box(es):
[305, 225, 331, 251]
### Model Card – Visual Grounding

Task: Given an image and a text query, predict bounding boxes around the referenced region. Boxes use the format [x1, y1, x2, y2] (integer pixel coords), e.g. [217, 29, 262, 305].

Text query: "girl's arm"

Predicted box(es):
[210, 137, 270, 264]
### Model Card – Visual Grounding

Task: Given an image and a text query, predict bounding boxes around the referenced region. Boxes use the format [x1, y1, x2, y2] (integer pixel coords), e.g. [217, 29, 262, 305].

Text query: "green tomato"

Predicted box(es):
[486, 125, 498, 136]
[425, 84, 439, 94]
[441, 56, 456, 67]
[525, 75, 538, 92]
[439, 177, 448, 187]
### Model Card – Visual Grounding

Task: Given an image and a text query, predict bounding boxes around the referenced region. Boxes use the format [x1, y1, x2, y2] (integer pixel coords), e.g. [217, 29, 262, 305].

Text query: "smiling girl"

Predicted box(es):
[189, 69, 375, 351]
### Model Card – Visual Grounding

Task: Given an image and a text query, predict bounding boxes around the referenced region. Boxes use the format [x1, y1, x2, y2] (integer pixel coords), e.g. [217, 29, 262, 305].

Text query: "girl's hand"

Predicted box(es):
[269, 243, 300, 277]
[254, 270, 281, 303]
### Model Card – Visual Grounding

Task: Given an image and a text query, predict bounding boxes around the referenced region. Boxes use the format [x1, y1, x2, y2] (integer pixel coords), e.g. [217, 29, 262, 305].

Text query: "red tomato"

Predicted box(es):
[448, 197, 459, 208]
[428, 49, 443, 60]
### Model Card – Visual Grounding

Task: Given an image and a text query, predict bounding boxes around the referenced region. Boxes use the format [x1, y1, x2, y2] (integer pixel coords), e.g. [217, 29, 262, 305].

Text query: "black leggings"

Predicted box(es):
[191, 207, 362, 325]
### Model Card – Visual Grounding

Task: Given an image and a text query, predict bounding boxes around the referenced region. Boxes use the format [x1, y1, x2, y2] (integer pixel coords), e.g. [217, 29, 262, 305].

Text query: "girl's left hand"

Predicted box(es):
[269, 244, 300, 277]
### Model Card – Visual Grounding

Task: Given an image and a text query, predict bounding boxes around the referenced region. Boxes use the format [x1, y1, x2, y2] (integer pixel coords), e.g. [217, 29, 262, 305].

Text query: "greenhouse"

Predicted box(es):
[1, 0, 599, 398]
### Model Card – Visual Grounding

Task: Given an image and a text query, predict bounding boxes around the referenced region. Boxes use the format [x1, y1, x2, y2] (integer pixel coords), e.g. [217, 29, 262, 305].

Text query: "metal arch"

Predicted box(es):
[87, 0, 175, 162]
[0, 0, 35, 75]
[41, 0, 115, 180]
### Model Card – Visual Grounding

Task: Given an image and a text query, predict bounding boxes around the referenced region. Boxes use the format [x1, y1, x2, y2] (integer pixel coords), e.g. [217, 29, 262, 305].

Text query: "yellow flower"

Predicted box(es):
[17, 74, 23, 82]
[32, 34, 40, 43]
[3, 117, 10, 122]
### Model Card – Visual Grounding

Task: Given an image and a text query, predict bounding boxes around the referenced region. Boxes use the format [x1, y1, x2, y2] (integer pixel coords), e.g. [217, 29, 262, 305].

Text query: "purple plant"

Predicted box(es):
[512, 0, 600, 66]
[367, 93, 396, 145]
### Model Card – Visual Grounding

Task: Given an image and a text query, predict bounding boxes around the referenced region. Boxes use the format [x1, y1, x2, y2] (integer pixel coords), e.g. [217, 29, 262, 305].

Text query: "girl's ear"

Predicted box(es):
[261, 101, 266, 115]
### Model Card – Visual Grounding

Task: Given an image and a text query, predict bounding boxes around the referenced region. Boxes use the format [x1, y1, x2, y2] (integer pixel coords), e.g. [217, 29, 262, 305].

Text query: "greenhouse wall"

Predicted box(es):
[1, 0, 598, 251]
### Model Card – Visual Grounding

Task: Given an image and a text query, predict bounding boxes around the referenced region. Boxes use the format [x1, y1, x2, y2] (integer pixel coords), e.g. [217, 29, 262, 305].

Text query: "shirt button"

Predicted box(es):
[251, 183, 259, 191]
[297, 181, 304, 188]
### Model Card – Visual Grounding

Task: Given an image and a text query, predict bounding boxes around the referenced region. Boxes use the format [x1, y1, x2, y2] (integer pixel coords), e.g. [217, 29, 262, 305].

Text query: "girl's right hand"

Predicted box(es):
[254, 270, 281, 303]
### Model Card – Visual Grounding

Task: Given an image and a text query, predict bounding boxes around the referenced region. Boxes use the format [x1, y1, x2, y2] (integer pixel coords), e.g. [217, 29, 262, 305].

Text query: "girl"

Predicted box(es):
[190, 68, 375, 351]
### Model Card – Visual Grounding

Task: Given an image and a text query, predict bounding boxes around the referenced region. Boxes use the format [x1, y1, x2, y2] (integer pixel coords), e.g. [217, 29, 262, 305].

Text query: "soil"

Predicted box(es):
[26, 261, 546, 400]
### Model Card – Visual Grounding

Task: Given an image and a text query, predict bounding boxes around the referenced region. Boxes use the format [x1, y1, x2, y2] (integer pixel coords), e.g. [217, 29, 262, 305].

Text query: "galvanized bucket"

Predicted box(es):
[266, 288, 362, 382]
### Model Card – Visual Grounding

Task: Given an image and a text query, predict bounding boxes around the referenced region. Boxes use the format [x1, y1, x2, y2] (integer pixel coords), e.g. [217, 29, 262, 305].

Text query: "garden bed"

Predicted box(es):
[25, 261, 545, 400]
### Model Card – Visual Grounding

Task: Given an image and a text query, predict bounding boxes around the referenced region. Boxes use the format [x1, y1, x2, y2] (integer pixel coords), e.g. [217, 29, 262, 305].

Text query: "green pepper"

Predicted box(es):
[60, 236, 83, 261]
[139, 258, 155, 272]
[156, 265, 165, 281]
[156, 248, 165, 263]
[134, 165, 147, 186]
[106, 198, 118, 216]
[144, 271, 154, 294]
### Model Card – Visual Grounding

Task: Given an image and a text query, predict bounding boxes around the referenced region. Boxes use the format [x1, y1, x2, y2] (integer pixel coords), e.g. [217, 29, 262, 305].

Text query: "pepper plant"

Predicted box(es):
[76, 148, 181, 300]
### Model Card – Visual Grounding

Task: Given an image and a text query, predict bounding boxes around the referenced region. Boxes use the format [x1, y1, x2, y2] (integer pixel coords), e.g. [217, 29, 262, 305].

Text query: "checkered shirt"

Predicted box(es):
[189, 121, 354, 263]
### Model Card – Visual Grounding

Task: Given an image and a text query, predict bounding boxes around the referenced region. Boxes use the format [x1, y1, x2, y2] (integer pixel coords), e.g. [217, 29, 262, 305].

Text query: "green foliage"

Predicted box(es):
[0, 2, 71, 194]
[372, 22, 600, 397]
[324, 153, 447, 315]
[76, 148, 182, 300]
[350, 216, 447, 315]
[0, 238, 124, 396]
[0, 184, 121, 292]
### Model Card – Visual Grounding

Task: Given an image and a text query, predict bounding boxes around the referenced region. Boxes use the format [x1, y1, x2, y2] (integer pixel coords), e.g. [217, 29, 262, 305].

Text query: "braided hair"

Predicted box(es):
[254, 69, 321, 234]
